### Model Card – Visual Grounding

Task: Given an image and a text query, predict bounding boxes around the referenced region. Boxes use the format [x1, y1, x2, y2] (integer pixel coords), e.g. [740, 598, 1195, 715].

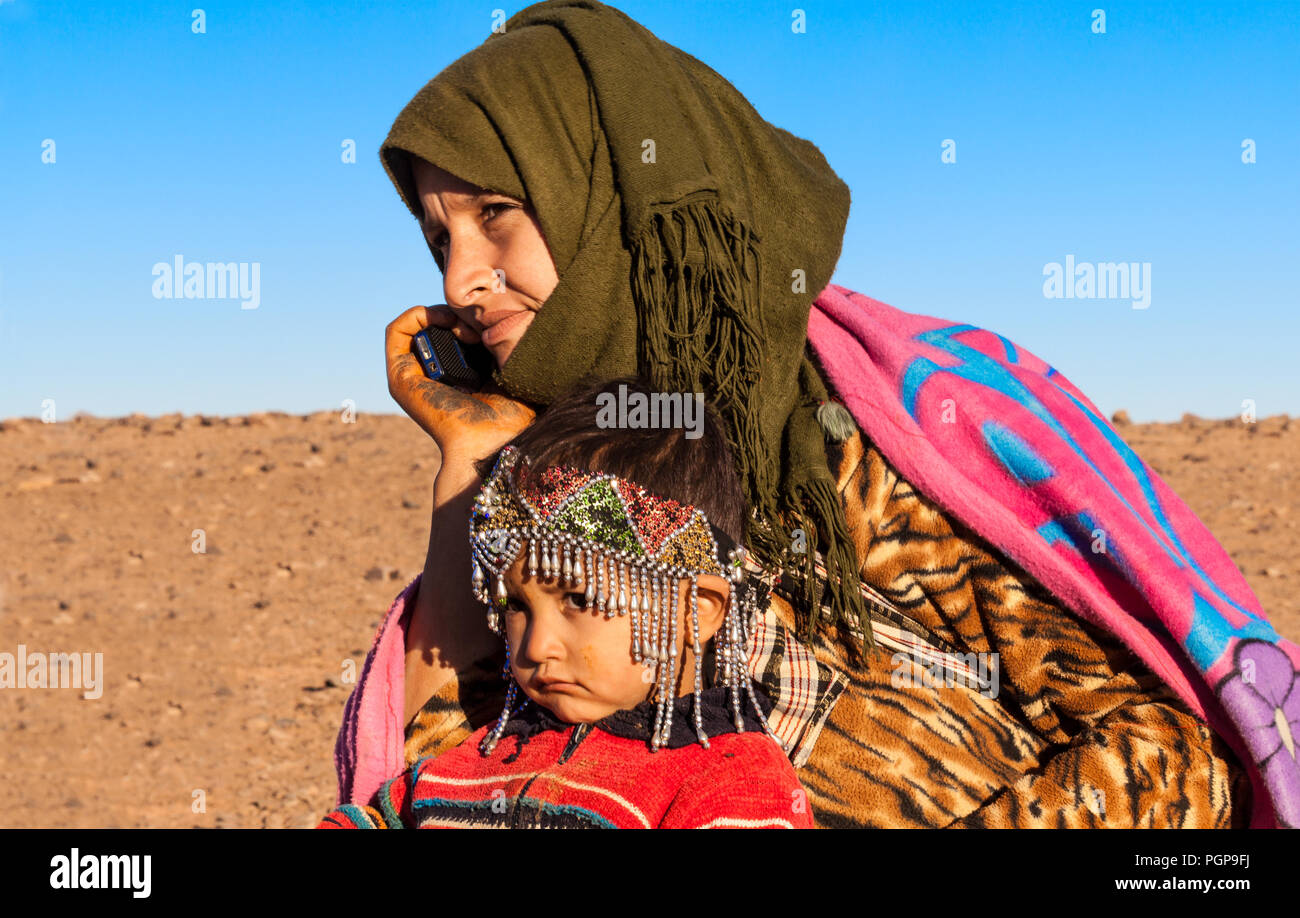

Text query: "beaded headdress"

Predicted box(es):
[469, 444, 774, 755]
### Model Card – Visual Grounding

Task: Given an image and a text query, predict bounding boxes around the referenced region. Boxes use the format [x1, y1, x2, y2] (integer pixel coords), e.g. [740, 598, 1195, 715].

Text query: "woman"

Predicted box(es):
[337, 0, 1298, 828]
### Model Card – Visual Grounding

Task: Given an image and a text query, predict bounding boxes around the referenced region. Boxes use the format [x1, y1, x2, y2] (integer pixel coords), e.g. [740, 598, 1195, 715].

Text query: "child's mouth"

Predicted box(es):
[534, 679, 580, 693]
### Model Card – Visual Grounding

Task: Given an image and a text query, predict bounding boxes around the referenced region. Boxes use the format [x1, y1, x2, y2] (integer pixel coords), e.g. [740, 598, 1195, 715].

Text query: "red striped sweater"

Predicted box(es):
[319, 685, 813, 829]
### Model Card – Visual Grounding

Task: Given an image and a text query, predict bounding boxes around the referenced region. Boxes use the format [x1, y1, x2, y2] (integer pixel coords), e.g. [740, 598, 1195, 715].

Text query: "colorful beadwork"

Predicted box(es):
[469, 445, 774, 755]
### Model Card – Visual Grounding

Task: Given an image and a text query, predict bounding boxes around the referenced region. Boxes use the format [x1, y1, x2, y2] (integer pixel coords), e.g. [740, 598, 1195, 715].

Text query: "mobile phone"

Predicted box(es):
[411, 323, 493, 390]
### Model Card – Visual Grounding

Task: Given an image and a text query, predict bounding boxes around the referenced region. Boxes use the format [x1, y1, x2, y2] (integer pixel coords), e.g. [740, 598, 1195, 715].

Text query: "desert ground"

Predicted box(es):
[0, 408, 1295, 828]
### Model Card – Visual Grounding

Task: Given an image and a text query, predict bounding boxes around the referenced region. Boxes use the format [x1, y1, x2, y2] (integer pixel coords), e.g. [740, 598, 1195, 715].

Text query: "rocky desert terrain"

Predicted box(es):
[0, 408, 1295, 827]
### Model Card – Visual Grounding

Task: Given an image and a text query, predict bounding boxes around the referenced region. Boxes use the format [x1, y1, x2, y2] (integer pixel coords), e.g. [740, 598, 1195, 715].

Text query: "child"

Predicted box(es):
[319, 375, 813, 829]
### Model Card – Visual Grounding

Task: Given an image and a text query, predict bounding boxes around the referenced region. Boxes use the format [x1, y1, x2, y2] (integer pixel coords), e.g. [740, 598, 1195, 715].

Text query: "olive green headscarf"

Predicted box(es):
[380, 0, 871, 649]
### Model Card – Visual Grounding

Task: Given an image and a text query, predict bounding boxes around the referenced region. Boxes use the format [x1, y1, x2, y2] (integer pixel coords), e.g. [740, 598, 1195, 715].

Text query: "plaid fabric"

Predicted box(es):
[744, 551, 995, 767]
[745, 596, 843, 768]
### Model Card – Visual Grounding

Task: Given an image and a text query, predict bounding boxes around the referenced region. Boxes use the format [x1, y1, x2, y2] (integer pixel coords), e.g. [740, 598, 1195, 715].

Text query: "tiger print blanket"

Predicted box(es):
[807, 284, 1298, 829]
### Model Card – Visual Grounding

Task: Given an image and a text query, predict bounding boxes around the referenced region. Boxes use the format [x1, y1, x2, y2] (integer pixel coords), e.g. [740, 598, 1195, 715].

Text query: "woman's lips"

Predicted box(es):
[480, 310, 533, 347]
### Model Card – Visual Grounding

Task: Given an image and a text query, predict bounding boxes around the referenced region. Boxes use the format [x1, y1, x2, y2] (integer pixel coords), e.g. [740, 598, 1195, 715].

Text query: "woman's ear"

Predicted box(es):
[689, 573, 733, 642]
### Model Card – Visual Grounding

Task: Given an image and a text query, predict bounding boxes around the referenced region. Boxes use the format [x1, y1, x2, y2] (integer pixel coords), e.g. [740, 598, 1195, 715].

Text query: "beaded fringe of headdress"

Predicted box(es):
[469, 445, 776, 756]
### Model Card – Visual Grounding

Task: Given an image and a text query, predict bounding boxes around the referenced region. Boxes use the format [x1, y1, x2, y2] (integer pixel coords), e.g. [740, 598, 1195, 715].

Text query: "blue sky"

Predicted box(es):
[1, 0, 1296, 422]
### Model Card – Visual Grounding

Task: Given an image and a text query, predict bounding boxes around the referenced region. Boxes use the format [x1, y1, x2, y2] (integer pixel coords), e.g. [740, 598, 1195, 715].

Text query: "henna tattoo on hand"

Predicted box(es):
[391, 349, 538, 445]
[417, 380, 495, 425]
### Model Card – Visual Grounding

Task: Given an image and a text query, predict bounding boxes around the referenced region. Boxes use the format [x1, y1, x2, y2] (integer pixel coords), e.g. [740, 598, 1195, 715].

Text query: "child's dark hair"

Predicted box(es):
[474, 374, 747, 544]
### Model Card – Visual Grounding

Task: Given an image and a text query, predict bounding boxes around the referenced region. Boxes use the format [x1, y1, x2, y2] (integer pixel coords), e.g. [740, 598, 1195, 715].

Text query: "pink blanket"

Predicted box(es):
[808, 284, 1299, 828]
[336, 282, 1299, 828]
[333, 575, 416, 809]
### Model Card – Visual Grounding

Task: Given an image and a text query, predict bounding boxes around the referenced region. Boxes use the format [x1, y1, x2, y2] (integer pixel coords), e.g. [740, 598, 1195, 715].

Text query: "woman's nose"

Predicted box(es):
[442, 234, 502, 313]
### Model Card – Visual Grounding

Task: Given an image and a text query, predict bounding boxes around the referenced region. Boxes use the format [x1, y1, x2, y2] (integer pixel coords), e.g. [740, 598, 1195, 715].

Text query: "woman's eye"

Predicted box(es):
[431, 203, 515, 250]
[484, 202, 517, 223]
[565, 592, 590, 611]
[503, 599, 526, 615]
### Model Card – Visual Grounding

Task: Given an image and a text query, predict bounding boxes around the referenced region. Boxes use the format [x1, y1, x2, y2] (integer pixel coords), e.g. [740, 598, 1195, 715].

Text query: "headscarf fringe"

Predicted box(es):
[629, 194, 783, 545]
[628, 194, 872, 650]
[781, 472, 874, 653]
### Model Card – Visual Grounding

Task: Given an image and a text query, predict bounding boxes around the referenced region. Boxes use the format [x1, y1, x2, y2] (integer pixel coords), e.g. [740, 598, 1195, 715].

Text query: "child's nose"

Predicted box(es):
[517, 608, 568, 665]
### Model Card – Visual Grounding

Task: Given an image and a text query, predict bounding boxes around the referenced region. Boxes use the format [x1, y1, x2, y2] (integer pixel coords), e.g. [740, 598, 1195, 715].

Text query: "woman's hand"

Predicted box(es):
[386, 305, 536, 717]
[385, 304, 537, 471]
